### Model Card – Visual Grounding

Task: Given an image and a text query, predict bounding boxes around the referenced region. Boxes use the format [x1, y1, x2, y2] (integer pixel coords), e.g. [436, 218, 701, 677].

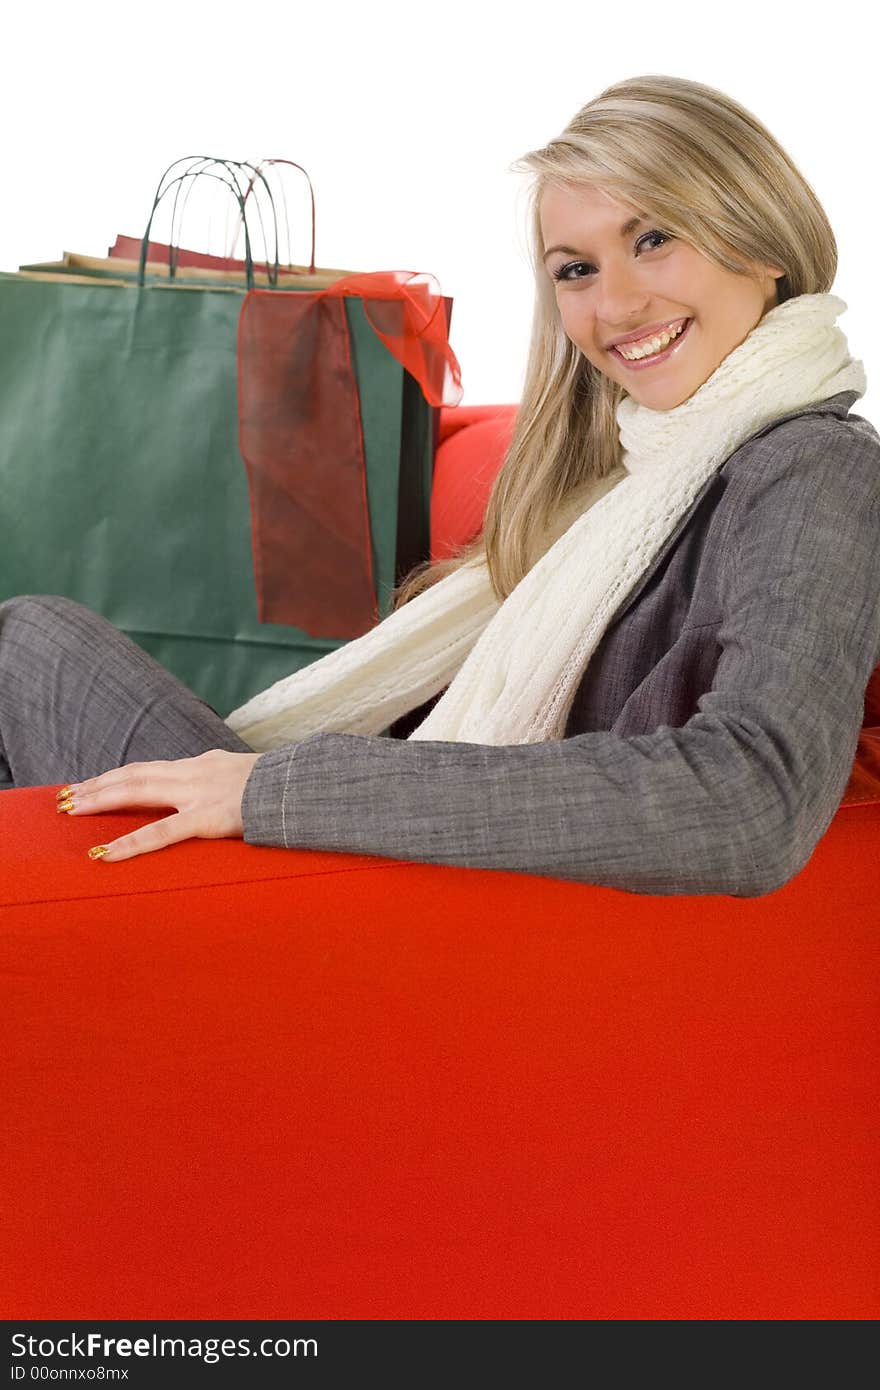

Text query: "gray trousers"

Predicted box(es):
[0, 595, 254, 790]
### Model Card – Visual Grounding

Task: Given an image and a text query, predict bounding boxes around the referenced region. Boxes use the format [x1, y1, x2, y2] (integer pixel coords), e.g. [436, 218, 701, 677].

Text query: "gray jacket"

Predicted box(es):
[239, 389, 880, 897]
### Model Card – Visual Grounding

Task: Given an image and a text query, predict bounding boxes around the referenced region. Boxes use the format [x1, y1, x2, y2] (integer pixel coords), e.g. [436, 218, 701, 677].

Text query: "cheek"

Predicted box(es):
[558, 300, 601, 352]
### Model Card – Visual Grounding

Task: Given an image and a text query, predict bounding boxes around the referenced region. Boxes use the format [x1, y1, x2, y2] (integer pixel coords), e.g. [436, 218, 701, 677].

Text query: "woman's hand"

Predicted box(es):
[54, 749, 262, 863]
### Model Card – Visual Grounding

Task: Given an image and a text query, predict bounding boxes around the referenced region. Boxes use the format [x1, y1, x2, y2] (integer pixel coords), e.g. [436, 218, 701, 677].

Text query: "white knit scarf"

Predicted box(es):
[225, 292, 866, 752]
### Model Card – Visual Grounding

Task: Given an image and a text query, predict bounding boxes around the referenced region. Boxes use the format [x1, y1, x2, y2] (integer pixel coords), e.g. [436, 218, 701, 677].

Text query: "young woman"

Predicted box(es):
[2, 74, 877, 896]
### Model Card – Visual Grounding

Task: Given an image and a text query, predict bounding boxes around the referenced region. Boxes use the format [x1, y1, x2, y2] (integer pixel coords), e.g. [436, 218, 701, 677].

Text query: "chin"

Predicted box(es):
[633, 384, 696, 411]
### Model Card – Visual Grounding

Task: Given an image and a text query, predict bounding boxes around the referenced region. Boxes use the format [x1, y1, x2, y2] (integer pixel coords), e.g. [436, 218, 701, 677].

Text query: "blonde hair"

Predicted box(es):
[391, 72, 838, 611]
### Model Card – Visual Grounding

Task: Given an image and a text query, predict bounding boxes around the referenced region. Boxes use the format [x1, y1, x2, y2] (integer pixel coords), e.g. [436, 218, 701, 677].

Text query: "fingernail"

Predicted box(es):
[56, 797, 75, 814]
[56, 785, 78, 801]
[87, 845, 110, 861]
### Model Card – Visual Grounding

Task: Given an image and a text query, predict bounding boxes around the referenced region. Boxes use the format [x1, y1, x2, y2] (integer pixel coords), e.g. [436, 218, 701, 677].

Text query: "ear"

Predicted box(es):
[757, 263, 786, 302]
[751, 259, 785, 281]
[741, 256, 786, 286]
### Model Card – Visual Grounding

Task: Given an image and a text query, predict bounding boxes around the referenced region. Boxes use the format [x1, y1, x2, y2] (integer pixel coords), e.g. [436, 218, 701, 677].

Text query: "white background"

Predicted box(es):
[1, 0, 875, 418]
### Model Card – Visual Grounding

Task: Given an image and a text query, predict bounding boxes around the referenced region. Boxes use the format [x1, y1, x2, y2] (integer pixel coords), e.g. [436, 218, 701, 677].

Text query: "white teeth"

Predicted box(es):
[617, 319, 688, 360]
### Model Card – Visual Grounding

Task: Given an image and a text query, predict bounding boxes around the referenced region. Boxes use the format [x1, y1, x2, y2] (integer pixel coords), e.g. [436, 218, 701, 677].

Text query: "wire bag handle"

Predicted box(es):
[166, 157, 278, 283]
[138, 157, 255, 288]
[232, 157, 318, 281]
[220, 158, 285, 286]
[163, 157, 282, 286]
[183, 157, 282, 283]
[138, 157, 271, 290]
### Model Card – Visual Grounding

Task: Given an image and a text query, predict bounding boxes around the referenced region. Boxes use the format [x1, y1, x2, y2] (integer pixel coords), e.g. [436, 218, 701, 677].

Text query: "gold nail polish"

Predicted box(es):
[87, 845, 109, 860]
[56, 785, 74, 801]
[56, 797, 74, 814]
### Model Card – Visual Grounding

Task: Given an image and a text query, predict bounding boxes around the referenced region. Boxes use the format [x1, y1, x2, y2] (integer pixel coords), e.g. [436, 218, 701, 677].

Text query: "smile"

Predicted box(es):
[610, 317, 693, 369]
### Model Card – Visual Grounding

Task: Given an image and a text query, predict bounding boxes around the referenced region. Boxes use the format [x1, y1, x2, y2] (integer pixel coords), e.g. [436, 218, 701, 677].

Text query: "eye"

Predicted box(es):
[551, 230, 673, 283]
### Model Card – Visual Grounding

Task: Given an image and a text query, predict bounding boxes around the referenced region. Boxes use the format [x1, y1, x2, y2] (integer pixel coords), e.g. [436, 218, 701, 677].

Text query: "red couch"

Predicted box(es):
[2, 404, 879, 1321]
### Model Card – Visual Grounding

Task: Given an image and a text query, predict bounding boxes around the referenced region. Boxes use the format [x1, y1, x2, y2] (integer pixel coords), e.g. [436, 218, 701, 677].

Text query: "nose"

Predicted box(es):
[594, 261, 651, 336]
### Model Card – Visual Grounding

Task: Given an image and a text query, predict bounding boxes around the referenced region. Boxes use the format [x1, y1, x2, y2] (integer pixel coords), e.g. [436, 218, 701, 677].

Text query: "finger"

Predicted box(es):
[86, 810, 198, 863]
[59, 761, 175, 798]
[61, 764, 179, 814]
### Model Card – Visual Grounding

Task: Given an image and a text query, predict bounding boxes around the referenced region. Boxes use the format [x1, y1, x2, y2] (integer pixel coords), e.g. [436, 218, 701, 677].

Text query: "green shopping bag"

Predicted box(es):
[0, 161, 455, 717]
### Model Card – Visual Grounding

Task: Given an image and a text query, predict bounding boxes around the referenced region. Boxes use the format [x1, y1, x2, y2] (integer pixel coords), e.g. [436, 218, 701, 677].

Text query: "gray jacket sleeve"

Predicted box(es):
[239, 419, 880, 898]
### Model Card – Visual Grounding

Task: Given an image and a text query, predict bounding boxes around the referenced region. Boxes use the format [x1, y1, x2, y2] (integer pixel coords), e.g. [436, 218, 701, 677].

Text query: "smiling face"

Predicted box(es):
[540, 183, 785, 410]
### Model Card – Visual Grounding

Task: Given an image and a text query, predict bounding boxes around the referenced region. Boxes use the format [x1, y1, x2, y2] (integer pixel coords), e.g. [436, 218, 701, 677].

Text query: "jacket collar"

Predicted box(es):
[608, 390, 860, 631]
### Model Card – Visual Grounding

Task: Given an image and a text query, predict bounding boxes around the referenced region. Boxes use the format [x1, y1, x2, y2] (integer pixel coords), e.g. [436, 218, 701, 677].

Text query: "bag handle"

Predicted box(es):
[231, 158, 317, 278]
[138, 157, 281, 289]
[173, 157, 284, 282]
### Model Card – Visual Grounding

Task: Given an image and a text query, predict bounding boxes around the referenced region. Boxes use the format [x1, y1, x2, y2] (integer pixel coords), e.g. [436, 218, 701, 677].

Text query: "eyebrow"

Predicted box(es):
[542, 215, 646, 263]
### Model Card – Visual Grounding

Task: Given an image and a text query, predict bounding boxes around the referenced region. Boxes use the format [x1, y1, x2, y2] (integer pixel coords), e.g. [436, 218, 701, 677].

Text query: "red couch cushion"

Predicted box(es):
[431, 405, 516, 560]
[1, 784, 879, 1319]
